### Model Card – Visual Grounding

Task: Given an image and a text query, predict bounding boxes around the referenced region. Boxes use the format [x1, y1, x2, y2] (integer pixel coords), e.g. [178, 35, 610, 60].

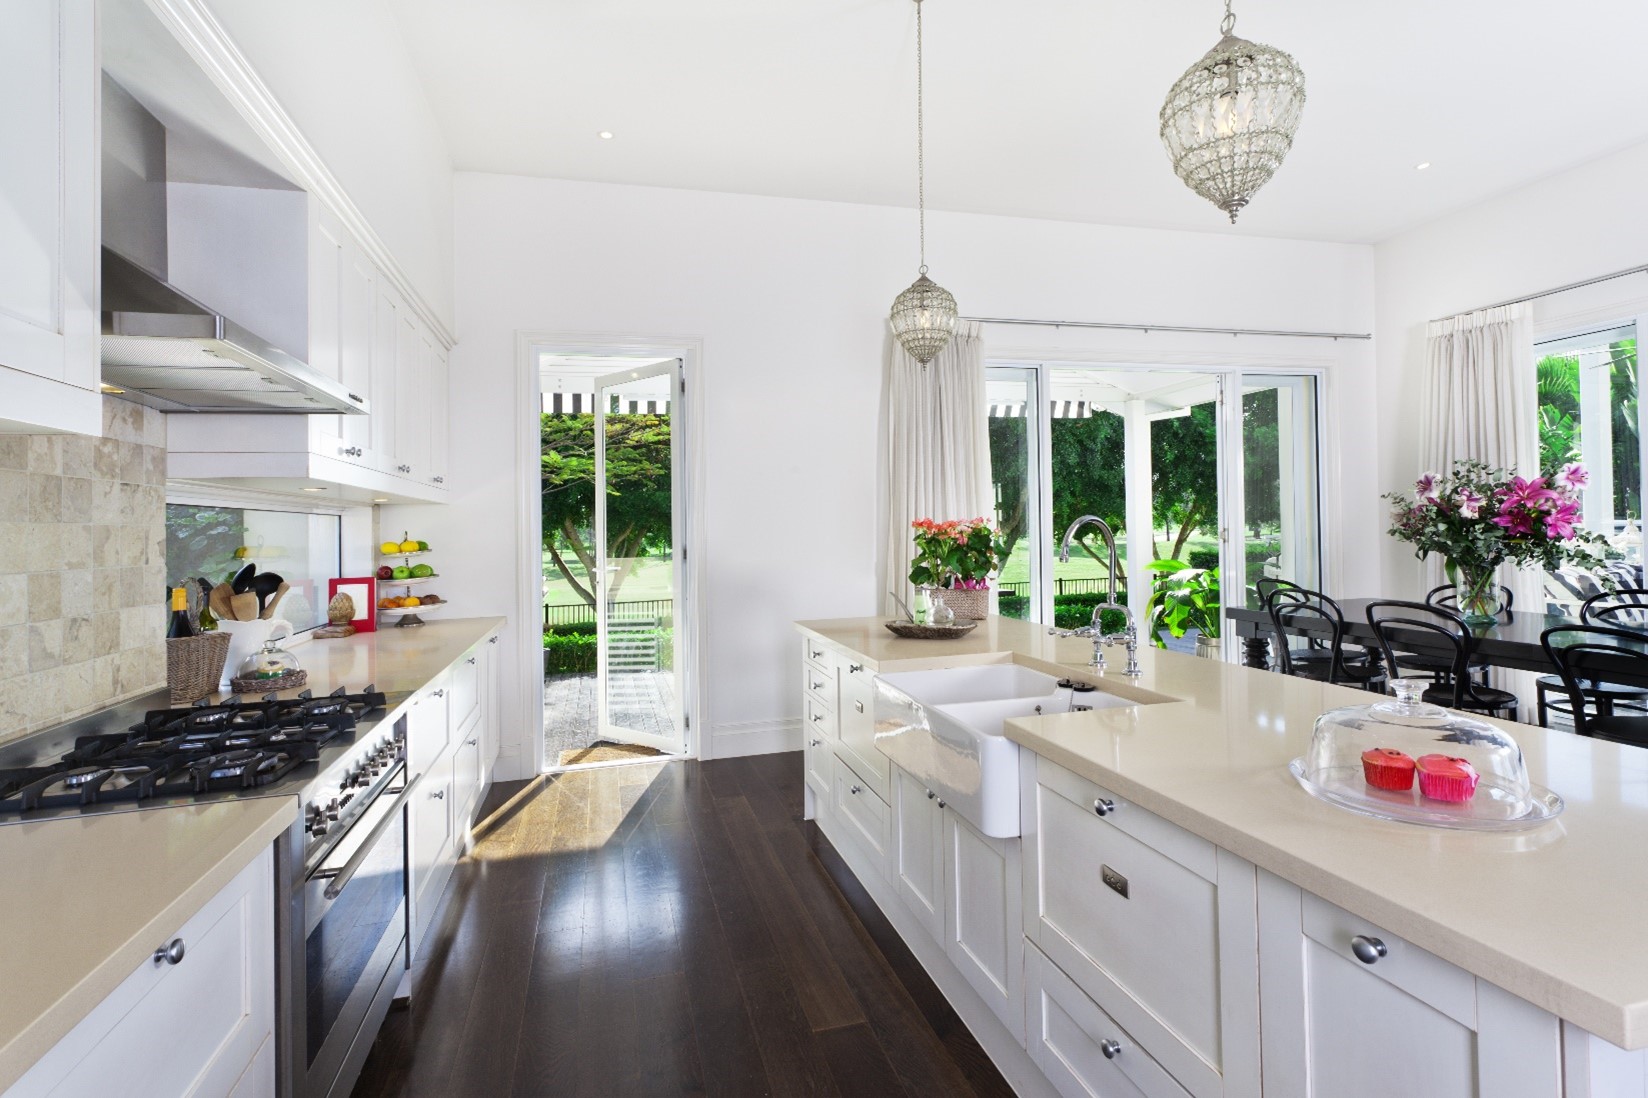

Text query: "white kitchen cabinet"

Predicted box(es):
[479, 634, 501, 784]
[0, 0, 101, 435]
[1023, 756, 1260, 1098]
[891, 766, 945, 940]
[7, 847, 275, 1098]
[410, 751, 455, 956]
[404, 677, 451, 778]
[803, 714, 832, 802]
[165, 205, 451, 503]
[830, 751, 890, 861]
[1256, 870, 1561, 1098]
[836, 660, 890, 802]
[944, 807, 1024, 1041]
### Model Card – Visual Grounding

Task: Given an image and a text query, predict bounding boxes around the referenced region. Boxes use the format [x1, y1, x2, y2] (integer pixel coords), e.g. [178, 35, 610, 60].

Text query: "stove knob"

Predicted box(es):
[325, 798, 341, 820]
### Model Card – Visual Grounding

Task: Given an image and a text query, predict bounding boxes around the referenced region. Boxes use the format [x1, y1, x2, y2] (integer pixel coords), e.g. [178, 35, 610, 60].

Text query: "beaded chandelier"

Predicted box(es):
[889, 0, 958, 365]
[1159, 0, 1306, 223]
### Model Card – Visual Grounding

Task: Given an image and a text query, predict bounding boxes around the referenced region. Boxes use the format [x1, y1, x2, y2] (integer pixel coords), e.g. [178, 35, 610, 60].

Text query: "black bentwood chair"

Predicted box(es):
[1536, 589, 1648, 727]
[1267, 587, 1383, 690]
[1366, 600, 1518, 720]
[1540, 625, 1648, 748]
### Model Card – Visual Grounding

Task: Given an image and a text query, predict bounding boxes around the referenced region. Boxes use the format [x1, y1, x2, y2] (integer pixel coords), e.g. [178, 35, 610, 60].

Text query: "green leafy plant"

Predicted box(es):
[908, 518, 1007, 590]
[1144, 560, 1221, 648]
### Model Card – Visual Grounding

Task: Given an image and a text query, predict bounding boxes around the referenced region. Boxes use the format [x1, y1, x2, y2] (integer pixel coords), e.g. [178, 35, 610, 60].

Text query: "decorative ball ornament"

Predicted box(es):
[1159, 2, 1306, 223]
[890, 272, 958, 365]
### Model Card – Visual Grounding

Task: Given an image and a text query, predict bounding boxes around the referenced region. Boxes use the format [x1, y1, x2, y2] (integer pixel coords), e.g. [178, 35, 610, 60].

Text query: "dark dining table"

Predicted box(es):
[1225, 599, 1648, 690]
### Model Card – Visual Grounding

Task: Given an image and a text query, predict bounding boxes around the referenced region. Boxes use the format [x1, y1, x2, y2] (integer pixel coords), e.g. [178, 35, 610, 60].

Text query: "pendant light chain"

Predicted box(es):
[887, 0, 958, 366]
[1220, 0, 1235, 36]
[915, 0, 927, 275]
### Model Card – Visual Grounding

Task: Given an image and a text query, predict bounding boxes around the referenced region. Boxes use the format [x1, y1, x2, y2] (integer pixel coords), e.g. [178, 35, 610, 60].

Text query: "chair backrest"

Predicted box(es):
[1268, 588, 1342, 677]
[1366, 600, 1489, 707]
[1582, 587, 1648, 633]
[1255, 577, 1302, 610]
[1540, 624, 1648, 738]
[1425, 582, 1515, 614]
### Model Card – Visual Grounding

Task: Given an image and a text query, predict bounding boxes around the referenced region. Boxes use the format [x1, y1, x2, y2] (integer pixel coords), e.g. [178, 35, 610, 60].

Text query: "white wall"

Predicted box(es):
[436, 173, 1376, 777]
[1374, 138, 1648, 596]
[202, 0, 455, 328]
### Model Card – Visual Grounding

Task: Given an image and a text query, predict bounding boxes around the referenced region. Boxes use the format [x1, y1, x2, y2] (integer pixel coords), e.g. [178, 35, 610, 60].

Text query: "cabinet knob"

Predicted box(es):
[466, 737, 478, 747]
[489, 636, 499, 644]
[926, 790, 936, 800]
[467, 657, 476, 665]
[811, 713, 823, 722]
[431, 788, 445, 800]
[809, 648, 822, 659]
[431, 689, 445, 698]
[849, 784, 861, 795]
[153, 938, 186, 966]
[1093, 798, 1117, 817]
[1100, 1038, 1122, 1060]
[809, 738, 821, 747]
[936, 799, 946, 809]
[434, 476, 444, 484]
[848, 663, 864, 673]
[1350, 935, 1388, 965]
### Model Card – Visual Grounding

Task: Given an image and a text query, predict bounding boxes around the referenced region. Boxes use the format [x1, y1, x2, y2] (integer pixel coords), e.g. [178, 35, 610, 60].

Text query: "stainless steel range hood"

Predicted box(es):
[99, 76, 366, 416]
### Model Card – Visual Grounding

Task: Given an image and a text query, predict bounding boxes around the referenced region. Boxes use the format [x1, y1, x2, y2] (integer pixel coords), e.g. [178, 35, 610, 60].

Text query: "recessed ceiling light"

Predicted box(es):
[372, 497, 389, 503]
[1415, 162, 1431, 171]
[301, 486, 327, 492]
[99, 383, 125, 394]
[599, 131, 614, 140]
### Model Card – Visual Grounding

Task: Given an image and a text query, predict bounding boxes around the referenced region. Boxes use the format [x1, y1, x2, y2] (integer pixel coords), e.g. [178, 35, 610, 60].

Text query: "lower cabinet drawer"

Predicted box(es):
[1027, 941, 1191, 1098]
[831, 750, 889, 861]
[803, 723, 831, 798]
[803, 692, 837, 741]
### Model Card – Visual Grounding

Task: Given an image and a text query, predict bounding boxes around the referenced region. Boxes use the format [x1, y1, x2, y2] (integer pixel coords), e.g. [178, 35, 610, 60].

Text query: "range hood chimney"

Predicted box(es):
[98, 76, 366, 416]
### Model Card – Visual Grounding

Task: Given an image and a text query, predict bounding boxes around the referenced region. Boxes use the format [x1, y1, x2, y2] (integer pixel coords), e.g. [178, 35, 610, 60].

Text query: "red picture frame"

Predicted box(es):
[328, 576, 377, 633]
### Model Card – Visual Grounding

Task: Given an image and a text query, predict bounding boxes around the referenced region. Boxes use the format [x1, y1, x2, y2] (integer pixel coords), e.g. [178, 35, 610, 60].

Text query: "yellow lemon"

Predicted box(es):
[399, 539, 419, 553]
[402, 595, 421, 607]
[379, 541, 399, 555]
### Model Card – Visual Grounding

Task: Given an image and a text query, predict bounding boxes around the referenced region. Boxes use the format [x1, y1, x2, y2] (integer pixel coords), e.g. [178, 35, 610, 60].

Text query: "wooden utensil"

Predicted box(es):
[229, 592, 259, 622]
[259, 582, 290, 620]
[209, 583, 236, 621]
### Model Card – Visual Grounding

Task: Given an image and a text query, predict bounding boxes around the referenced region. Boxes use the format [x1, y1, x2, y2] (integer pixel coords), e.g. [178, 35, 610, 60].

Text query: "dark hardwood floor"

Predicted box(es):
[351, 752, 1014, 1098]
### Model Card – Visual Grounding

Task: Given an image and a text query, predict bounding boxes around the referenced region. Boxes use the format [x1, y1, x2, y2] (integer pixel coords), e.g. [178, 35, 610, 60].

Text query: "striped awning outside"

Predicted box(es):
[989, 400, 1104, 419]
[543, 392, 671, 416]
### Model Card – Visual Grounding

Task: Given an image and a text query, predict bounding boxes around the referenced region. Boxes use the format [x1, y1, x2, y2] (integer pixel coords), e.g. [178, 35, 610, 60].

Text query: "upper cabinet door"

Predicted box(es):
[308, 202, 376, 458]
[0, 0, 99, 404]
[426, 344, 448, 487]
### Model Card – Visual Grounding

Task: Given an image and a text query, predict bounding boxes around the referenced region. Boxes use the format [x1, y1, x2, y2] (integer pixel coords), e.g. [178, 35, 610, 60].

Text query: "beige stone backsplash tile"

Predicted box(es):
[60, 525, 92, 571]
[28, 474, 62, 523]
[26, 436, 60, 475]
[60, 477, 93, 524]
[91, 479, 121, 524]
[102, 397, 144, 445]
[119, 441, 147, 485]
[0, 679, 28, 741]
[91, 612, 121, 658]
[28, 621, 62, 672]
[19, 524, 62, 573]
[143, 445, 166, 485]
[0, 625, 25, 679]
[59, 569, 92, 619]
[59, 435, 96, 479]
[0, 471, 27, 519]
[0, 438, 26, 472]
[27, 573, 61, 622]
[60, 615, 96, 665]
[0, 575, 23, 629]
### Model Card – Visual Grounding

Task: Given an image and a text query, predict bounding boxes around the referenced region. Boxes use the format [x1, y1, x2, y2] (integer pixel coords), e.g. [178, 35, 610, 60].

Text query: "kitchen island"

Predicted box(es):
[796, 614, 1648, 1098]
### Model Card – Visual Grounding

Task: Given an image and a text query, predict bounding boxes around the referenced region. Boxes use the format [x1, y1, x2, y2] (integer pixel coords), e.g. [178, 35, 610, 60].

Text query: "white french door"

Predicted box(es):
[593, 360, 686, 753]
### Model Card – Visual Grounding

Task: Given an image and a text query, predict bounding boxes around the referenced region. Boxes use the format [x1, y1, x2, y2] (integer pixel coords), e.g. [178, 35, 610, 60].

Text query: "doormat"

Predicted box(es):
[557, 741, 667, 767]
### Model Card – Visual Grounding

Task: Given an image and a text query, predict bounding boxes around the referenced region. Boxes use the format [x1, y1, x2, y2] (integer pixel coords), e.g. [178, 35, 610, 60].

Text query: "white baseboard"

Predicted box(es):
[708, 718, 802, 760]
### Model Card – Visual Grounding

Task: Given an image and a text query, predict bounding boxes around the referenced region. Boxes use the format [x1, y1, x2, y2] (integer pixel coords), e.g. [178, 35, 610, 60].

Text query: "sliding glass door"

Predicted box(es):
[985, 364, 1322, 649]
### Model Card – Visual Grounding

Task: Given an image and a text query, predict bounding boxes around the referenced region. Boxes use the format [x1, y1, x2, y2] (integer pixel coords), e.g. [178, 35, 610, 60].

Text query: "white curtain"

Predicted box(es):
[882, 322, 993, 615]
[1420, 303, 1541, 611]
[1420, 303, 1542, 716]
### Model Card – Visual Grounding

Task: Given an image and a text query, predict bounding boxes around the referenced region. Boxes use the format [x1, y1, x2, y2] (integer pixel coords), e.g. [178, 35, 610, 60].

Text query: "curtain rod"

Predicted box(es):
[959, 315, 1372, 341]
[1434, 263, 1648, 322]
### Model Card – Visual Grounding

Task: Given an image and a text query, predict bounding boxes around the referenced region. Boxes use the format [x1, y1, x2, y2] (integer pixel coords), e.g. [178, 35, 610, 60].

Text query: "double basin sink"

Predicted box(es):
[873, 664, 1137, 838]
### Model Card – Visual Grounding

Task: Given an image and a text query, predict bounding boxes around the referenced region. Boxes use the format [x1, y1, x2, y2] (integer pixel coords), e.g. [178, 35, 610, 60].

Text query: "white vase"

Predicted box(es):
[217, 618, 293, 691]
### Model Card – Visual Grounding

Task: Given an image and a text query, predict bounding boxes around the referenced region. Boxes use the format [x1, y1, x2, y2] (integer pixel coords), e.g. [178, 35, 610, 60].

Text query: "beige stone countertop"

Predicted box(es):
[0, 798, 297, 1092]
[217, 615, 507, 716]
[797, 615, 1648, 1049]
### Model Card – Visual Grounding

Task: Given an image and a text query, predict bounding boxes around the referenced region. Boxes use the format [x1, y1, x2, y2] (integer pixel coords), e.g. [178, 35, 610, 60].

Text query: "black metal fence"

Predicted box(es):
[544, 598, 675, 629]
[997, 577, 1114, 599]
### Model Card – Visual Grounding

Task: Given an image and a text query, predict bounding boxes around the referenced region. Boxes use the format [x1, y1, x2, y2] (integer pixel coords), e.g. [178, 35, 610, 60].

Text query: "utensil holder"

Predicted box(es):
[166, 632, 232, 705]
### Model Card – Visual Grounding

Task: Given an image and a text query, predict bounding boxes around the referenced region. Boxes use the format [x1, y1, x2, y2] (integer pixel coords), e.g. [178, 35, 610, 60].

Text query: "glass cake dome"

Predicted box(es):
[1290, 679, 1563, 830]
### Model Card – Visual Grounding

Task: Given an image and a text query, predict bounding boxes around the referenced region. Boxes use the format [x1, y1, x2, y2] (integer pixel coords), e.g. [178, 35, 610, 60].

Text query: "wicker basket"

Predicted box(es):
[166, 632, 232, 705]
[229, 669, 309, 696]
[933, 586, 990, 621]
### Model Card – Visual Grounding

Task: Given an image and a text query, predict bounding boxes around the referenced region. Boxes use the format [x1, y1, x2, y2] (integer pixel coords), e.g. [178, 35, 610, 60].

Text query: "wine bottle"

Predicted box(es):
[166, 586, 195, 639]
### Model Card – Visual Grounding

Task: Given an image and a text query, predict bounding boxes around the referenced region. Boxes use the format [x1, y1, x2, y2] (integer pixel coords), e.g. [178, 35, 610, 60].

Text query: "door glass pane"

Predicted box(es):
[1147, 390, 1222, 652]
[1240, 375, 1321, 606]
[1047, 370, 1127, 627]
[986, 368, 1038, 620]
[598, 371, 679, 750]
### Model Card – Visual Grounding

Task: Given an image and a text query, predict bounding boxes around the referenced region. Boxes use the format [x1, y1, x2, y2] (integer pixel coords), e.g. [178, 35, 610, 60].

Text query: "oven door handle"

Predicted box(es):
[312, 767, 421, 901]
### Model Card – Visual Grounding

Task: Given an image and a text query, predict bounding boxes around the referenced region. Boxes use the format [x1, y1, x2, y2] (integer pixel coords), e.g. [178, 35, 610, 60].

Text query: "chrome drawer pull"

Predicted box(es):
[809, 738, 821, 747]
[848, 663, 864, 673]
[809, 648, 823, 659]
[153, 938, 185, 966]
[811, 680, 823, 690]
[431, 788, 445, 800]
[936, 799, 946, 808]
[849, 784, 861, 795]
[1350, 935, 1388, 964]
[812, 713, 823, 722]
[1093, 797, 1117, 817]
[1100, 1038, 1122, 1060]
[926, 790, 936, 800]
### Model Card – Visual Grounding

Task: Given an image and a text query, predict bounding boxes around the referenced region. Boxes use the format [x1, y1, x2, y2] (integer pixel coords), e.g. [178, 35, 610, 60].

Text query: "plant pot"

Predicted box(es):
[1195, 634, 1221, 660]
[939, 586, 989, 621]
[1447, 560, 1502, 626]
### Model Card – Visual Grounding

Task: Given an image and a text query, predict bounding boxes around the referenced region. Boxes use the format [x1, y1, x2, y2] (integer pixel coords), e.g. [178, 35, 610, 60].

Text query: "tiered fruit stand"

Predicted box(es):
[378, 545, 449, 628]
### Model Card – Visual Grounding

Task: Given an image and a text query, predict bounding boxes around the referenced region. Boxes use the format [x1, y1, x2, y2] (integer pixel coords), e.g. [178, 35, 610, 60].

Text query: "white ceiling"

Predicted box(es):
[389, 0, 1648, 244]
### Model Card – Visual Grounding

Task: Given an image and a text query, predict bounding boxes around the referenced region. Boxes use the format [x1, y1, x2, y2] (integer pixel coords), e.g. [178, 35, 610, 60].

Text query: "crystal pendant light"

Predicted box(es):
[1159, 0, 1306, 223]
[889, 0, 957, 366]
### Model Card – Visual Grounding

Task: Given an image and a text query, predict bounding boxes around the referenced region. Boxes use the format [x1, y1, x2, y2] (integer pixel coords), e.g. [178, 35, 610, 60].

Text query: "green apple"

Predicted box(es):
[391, 565, 411, 580]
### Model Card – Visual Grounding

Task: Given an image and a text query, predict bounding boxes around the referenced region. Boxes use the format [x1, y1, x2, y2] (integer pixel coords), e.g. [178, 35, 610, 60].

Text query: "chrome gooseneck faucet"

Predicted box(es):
[1049, 515, 1141, 676]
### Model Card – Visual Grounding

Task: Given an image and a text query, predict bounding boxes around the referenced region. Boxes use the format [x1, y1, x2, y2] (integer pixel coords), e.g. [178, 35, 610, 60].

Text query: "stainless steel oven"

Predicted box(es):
[289, 753, 419, 1098]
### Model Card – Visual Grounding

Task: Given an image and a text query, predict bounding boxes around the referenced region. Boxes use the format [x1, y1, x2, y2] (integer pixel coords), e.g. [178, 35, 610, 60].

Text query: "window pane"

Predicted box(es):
[1048, 369, 1129, 629]
[165, 505, 342, 632]
[1241, 375, 1321, 606]
[987, 369, 1038, 620]
[1536, 326, 1638, 533]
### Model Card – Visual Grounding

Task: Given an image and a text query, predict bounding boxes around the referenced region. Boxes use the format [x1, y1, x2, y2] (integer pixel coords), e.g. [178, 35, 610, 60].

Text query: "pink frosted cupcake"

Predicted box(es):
[1416, 755, 1479, 803]
[1361, 748, 1416, 792]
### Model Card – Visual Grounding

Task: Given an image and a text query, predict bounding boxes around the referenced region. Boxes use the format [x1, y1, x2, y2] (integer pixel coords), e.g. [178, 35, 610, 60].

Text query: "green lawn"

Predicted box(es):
[543, 552, 676, 607]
